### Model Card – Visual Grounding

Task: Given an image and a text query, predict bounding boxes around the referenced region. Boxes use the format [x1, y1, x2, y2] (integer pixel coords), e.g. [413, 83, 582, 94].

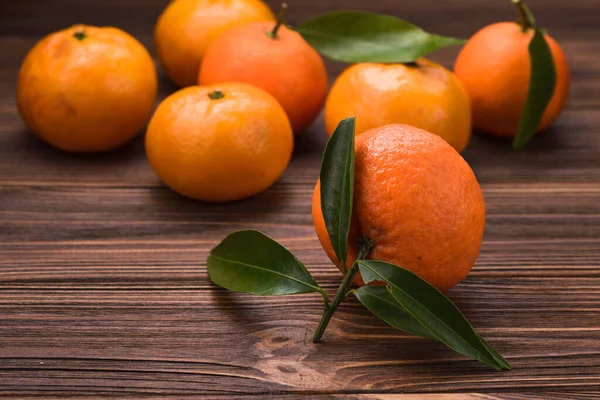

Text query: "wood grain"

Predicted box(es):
[1, 0, 599, 397]
[6, 395, 600, 400]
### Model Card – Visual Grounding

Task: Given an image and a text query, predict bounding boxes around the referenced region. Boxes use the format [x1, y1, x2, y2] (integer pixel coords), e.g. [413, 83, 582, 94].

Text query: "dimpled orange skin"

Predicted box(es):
[312, 124, 486, 292]
[454, 22, 570, 138]
[17, 25, 157, 152]
[145, 83, 293, 202]
[155, 0, 275, 88]
[324, 59, 472, 153]
[199, 22, 328, 133]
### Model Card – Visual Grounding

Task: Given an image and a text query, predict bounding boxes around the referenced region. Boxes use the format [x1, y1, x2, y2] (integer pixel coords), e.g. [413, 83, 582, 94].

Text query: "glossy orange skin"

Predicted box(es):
[312, 124, 486, 292]
[17, 25, 157, 152]
[146, 83, 293, 202]
[324, 59, 472, 153]
[454, 22, 570, 137]
[199, 22, 328, 133]
[155, 0, 275, 88]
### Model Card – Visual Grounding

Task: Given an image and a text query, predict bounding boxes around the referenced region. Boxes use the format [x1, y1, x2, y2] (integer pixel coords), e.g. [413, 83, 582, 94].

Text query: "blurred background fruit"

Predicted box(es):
[199, 10, 328, 134]
[324, 60, 472, 153]
[155, 0, 275, 88]
[312, 124, 485, 292]
[17, 24, 157, 152]
[454, 21, 570, 138]
[145, 83, 293, 202]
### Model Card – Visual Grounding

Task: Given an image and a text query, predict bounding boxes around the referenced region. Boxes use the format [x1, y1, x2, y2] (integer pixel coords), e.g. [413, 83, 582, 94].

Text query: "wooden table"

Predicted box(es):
[1, 0, 599, 398]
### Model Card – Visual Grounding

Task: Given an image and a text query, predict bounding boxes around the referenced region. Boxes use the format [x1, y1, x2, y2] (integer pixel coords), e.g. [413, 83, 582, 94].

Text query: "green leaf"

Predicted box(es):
[513, 28, 557, 149]
[296, 11, 465, 63]
[319, 117, 356, 268]
[207, 230, 327, 299]
[354, 286, 436, 340]
[358, 260, 511, 370]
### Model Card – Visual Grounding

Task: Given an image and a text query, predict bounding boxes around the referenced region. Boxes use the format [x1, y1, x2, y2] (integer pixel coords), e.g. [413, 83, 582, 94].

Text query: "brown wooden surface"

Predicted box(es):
[1, 0, 599, 397]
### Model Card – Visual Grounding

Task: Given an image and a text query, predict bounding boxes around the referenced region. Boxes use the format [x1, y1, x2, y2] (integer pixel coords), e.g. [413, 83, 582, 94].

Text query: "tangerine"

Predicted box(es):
[312, 124, 486, 292]
[199, 17, 328, 133]
[145, 83, 293, 202]
[17, 24, 157, 152]
[454, 21, 570, 138]
[324, 60, 472, 152]
[155, 0, 275, 88]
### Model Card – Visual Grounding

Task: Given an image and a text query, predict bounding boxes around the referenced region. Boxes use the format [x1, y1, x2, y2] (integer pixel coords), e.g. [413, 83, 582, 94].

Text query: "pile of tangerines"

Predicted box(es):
[16, 0, 570, 291]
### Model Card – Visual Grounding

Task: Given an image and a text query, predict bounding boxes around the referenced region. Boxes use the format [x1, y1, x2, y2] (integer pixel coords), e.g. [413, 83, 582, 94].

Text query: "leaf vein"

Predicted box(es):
[209, 254, 319, 293]
[359, 261, 501, 368]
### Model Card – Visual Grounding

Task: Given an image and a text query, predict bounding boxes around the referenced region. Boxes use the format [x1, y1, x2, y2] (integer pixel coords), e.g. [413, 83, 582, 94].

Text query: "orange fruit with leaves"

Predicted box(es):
[155, 0, 275, 88]
[312, 124, 485, 292]
[17, 24, 157, 152]
[324, 60, 472, 152]
[199, 8, 328, 133]
[145, 83, 293, 202]
[453, 21, 569, 138]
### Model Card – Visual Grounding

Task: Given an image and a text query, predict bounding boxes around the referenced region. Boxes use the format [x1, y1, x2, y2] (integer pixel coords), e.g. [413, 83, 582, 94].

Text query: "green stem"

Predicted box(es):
[512, 0, 536, 31]
[268, 2, 288, 39]
[312, 262, 358, 343]
[312, 238, 373, 343]
[317, 288, 331, 308]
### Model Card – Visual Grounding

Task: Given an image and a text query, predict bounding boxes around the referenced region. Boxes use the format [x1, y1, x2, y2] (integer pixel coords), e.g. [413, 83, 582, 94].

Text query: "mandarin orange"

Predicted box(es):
[17, 24, 157, 152]
[155, 0, 275, 88]
[324, 60, 472, 152]
[312, 124, 485, 292]
[199, 20, 328, 133]
[145, 83, 293, 202]
[454, 21, 570, 138]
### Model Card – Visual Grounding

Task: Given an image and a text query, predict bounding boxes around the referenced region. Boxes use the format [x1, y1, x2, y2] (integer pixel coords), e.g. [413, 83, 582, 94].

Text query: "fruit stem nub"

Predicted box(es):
[512, 0, 536, 31]
[208, 90, 225, 100]
[268, 2, 288, 39]
[73, 30, 86, 41]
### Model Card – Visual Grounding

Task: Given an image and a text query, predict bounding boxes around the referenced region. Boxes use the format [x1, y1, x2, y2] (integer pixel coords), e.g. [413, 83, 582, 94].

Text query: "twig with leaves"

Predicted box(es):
[207, 118, 511, 371]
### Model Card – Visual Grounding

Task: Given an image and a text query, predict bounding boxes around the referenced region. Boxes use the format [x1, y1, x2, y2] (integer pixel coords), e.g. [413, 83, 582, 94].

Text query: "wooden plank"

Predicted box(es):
[1, 184, 600, 264]
[1, 181, 600, 394]
[1, 25, 598, 188]
[5, 394, 600, 399]
[0, 108, 599, 185]
[0, 285, 598, 394]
